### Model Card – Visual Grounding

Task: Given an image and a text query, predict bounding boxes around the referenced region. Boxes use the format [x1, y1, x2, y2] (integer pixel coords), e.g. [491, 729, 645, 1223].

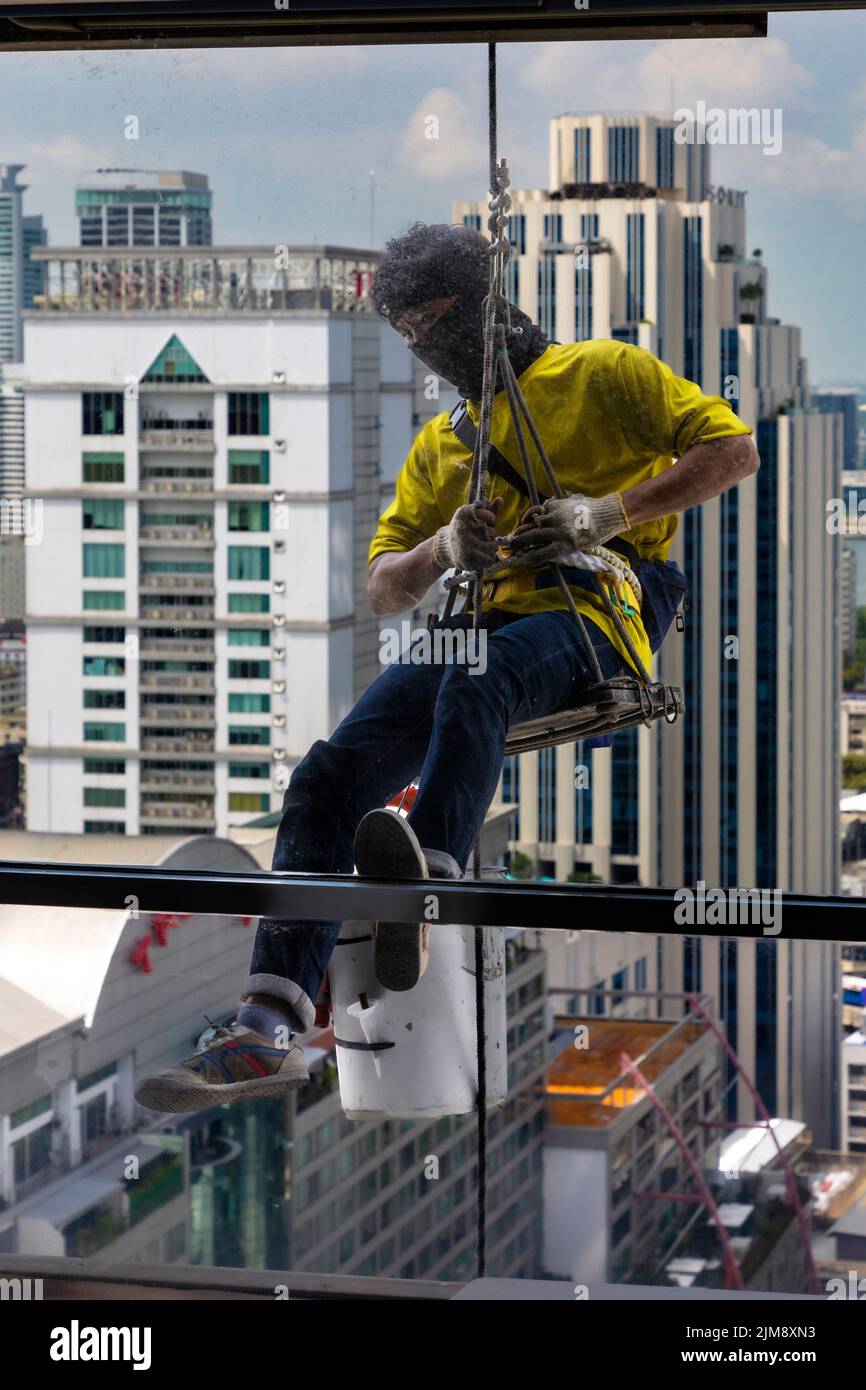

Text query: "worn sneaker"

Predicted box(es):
[135, 1020, 309, 1113]
[354, 807, 430, 992]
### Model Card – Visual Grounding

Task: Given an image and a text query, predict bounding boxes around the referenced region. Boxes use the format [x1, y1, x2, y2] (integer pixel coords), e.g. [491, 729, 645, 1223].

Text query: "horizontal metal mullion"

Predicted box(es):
[0, 1251, 459, 1301]
[0, 861, 864, 940]
[0, 1, 778, 52]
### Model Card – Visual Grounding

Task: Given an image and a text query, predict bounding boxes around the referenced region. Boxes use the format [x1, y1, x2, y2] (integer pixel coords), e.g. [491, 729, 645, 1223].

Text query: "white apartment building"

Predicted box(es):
[22, 245, 426, 838]
[841, 1028, 866, 1156]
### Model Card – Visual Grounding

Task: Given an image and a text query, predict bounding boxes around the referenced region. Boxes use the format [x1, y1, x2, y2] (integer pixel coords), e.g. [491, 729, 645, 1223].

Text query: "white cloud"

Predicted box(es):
[398, 87, 487, 183]
[28, 135, 111, 171]
[518, 36, 815, 115]
[753, 117, 866, 211]
[639, 37, 815, 111]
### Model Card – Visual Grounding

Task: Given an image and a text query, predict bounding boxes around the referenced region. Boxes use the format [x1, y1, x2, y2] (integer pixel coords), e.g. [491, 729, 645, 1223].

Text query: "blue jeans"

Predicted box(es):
[243, 607, 626, 1031]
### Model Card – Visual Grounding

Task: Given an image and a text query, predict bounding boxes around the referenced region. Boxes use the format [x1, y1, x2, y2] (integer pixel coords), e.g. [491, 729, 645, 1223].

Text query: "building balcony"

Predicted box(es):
[140, 706, 215, 724]
[139, 810, 216, 828]
[139, 525, 214, 544]
[139, 574, 215, 592]
[139, 606, 215, 622]
[139, 673, 214, 691]
[140, 416, 213, 432]
[139, 798, 214, 816]
[139, 479, 214, 495]
[140, 735, 214, 753]
[139, 431, 214, 450]
[139, 640, 214, 659]
[140, 772, 215, 791]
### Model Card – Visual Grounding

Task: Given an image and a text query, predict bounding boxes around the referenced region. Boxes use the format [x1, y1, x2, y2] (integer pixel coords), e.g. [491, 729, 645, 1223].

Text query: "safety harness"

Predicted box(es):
[448, 398, 645, 614]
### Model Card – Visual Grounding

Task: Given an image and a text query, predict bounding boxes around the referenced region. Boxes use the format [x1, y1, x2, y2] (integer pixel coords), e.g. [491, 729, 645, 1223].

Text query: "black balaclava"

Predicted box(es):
[371, 222, 549, 401]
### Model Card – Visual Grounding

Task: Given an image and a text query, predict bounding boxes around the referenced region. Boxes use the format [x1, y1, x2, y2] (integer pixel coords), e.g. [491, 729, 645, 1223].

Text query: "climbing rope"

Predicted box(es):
[462, 48, 653, 688]
[468, 45, 499, 1280]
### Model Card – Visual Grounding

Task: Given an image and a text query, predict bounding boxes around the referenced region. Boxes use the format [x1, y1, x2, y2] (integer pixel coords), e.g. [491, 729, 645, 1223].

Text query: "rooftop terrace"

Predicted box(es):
[28, 247, 379, 315]
[546, 1013, 708, 1128]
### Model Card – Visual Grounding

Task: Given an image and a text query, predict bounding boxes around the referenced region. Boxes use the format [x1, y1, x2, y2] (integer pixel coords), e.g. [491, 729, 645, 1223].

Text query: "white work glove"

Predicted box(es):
[432, 499, 503, 573]
[510, 492, 628, 567]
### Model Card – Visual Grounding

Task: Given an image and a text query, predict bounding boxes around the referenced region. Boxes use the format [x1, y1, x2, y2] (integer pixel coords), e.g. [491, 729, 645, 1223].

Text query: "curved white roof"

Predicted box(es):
[0, 834, 262, 1060]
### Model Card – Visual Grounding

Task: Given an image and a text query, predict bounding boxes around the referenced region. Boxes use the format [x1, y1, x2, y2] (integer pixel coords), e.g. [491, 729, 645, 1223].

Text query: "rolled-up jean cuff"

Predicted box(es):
[242, 974, 316, 1034]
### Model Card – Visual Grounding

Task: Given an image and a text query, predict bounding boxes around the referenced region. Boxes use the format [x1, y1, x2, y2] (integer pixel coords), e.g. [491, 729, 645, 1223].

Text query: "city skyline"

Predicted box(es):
[0, 9, 864, 379]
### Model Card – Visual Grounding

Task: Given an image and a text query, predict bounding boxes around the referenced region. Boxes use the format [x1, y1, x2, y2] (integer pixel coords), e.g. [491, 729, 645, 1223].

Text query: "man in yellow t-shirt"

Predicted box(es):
[135, 223, 759, 1114]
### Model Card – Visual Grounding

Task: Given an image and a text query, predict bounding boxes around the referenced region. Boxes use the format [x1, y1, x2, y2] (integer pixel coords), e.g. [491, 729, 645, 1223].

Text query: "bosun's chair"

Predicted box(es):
[504, 678, 684, 758]
[437, 574, 685, 760]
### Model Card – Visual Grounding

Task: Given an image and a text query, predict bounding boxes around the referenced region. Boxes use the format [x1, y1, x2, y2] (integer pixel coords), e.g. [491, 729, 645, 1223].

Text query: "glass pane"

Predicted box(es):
[0, 6, 860, 1309]
[0, 899, 856, 1295]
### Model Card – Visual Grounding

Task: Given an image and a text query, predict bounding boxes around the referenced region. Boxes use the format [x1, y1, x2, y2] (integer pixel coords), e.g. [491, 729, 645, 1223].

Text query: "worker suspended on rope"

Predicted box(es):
[135, 218, 758, 1116]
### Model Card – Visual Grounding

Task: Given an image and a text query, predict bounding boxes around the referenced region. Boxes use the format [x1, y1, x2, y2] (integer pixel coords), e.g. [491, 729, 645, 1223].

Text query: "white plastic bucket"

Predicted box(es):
[329, 919, 508, 1121]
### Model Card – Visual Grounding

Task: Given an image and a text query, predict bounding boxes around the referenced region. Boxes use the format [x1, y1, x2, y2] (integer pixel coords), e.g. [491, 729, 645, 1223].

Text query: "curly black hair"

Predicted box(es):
[371, 222, 491, 323]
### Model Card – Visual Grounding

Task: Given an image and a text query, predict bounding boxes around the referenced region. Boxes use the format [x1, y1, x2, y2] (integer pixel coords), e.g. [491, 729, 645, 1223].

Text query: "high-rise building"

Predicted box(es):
[0, 364, 26, 498]
[814, 388, 861, 470]
[841, 545, 858, 663]
[455, 112, 843, 1146]
[0, 165, 45, 364]
[21, 243, 421, 839]
[75, 170, 213, 247]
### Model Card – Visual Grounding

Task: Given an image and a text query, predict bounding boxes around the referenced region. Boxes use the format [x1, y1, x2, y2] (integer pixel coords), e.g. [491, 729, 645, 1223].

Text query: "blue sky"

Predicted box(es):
[1, 9, 864, 381]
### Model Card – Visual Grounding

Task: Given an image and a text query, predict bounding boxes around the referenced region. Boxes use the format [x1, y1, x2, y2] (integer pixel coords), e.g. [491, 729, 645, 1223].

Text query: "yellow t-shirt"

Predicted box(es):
[369, 340, 752, 674]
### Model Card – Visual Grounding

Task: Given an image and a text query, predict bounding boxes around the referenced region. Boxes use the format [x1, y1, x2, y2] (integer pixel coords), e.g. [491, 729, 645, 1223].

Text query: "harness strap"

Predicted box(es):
[449, 400, 550, 506]
[449, 398, 641, 594]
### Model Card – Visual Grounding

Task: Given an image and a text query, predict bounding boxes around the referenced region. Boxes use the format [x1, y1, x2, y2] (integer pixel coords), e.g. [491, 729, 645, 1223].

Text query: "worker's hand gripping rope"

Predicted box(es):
[432, 498, 504, 573]
[507, 491, 630, 567]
